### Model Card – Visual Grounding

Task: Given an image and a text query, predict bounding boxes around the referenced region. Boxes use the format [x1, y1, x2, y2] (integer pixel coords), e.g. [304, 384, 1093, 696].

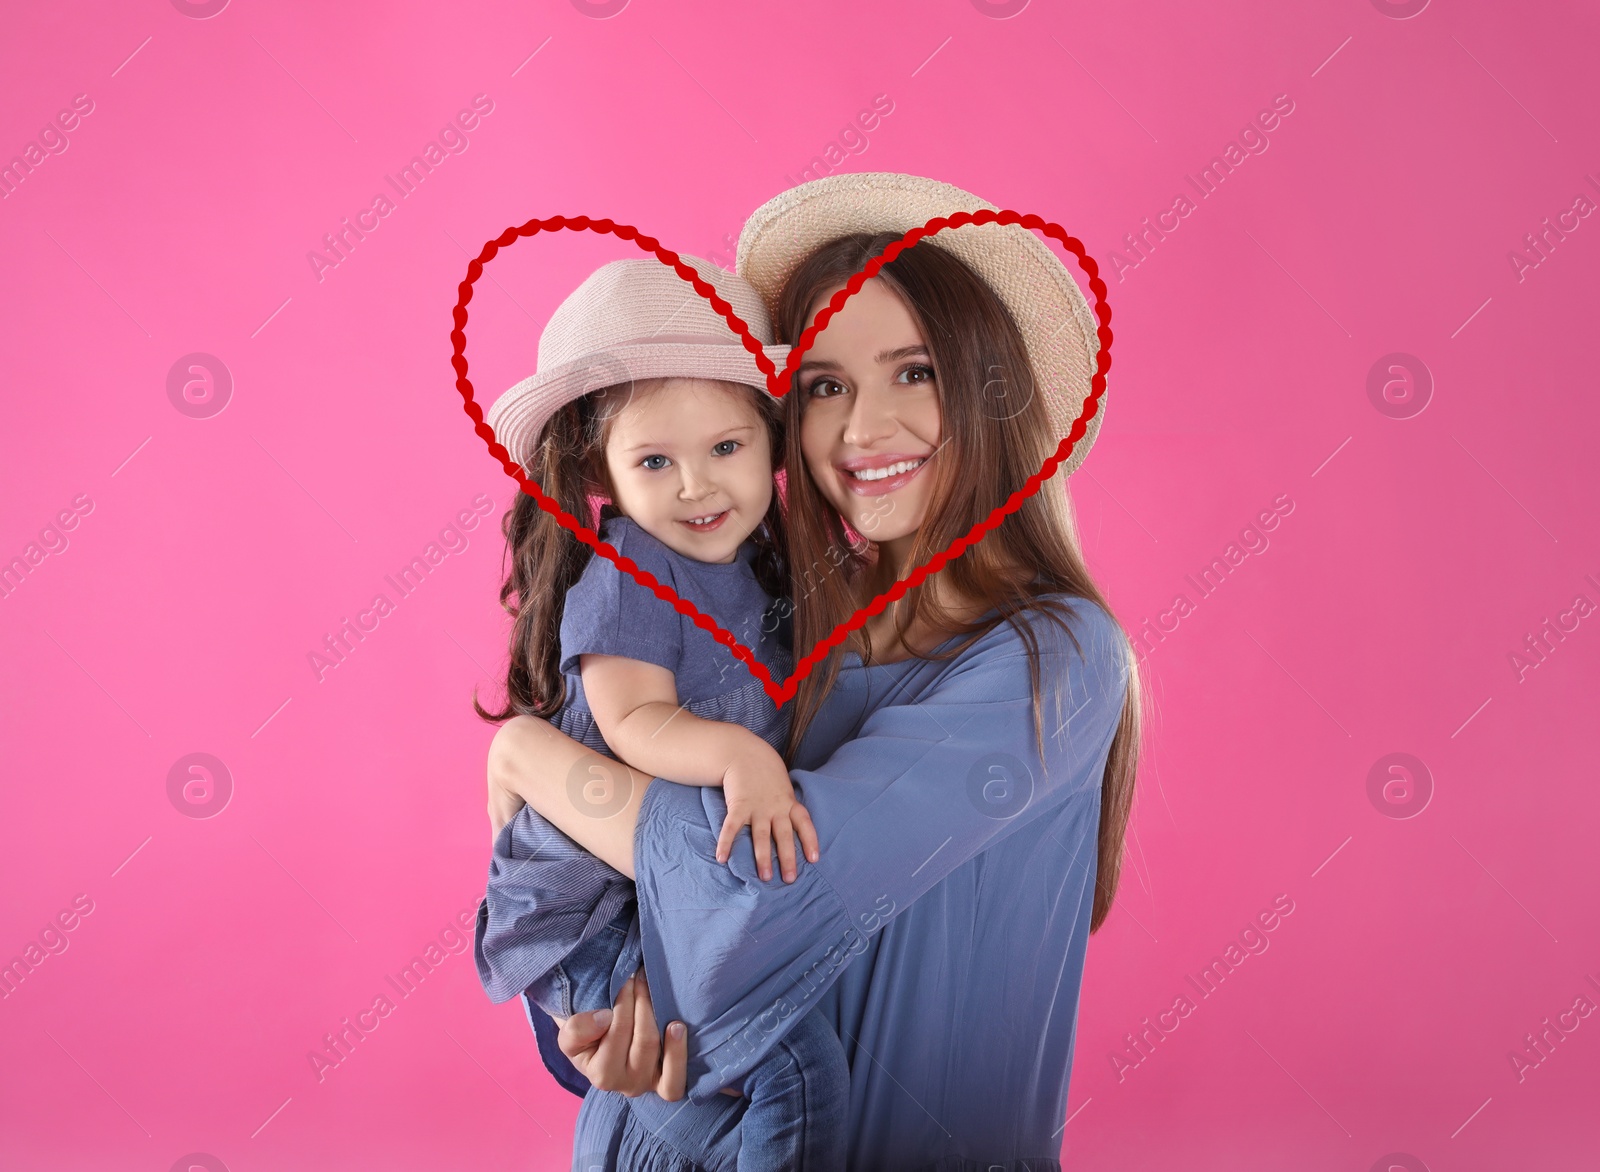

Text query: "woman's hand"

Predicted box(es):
[554, 970, 693, 1100]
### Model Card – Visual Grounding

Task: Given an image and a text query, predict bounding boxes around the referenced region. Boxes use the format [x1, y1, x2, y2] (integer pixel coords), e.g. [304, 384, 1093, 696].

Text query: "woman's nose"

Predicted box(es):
[842, 386, 896, 448]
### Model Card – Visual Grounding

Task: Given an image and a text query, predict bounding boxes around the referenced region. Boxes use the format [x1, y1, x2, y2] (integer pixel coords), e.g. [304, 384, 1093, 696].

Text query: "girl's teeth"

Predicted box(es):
[850, 458, 924, 482]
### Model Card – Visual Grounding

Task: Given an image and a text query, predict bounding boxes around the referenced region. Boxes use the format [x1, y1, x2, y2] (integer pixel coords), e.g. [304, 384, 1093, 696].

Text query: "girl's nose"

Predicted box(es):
[678, 463, 715, 499]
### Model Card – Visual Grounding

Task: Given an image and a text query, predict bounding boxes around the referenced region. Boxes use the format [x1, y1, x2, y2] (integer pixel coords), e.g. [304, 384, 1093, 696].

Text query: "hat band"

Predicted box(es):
[551, 332, 760, 356]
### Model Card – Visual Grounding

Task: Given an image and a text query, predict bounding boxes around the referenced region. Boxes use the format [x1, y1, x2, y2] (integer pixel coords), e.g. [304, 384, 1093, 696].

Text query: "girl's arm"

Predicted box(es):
[578, 652, 765, 788]
[498, 653, 819, 883]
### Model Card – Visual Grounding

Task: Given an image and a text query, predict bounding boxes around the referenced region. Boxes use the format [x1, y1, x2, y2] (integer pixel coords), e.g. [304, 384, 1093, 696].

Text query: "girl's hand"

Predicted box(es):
[554, 970, 692, 1100]
[717, 756, 821, 883]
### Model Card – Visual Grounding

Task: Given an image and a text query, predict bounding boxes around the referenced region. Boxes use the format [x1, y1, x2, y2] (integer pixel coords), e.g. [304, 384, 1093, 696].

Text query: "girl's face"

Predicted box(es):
[797, 278, 943, 561]
[602, 377, 774, 564]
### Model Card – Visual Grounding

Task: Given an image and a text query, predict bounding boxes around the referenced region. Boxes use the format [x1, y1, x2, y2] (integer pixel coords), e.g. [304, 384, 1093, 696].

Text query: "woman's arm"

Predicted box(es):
[631, 600, 1129, 1103]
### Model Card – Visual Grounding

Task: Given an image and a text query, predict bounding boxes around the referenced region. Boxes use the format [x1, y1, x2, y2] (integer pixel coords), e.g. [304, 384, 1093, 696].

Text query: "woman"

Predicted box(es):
[481, 173, 1140, 1170]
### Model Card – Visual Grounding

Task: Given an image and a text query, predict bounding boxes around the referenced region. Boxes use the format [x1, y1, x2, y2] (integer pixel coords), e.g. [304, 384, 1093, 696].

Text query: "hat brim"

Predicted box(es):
[487, 340, 792, 473]
[736, 173, 1103, 478]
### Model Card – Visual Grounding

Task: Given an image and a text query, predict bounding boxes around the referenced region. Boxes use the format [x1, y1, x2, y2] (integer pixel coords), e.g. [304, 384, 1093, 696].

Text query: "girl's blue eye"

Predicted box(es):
[713, 440, 740, 456]
[641, 454, 670, 470]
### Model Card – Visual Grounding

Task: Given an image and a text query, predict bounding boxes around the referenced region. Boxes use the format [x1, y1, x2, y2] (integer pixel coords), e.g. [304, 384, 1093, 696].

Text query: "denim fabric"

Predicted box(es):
[475, 512, 792, 1011]
[484, 597, 1125, 1167]
[532, 912, 849, 1170]
[570, 1006, 848, 1172]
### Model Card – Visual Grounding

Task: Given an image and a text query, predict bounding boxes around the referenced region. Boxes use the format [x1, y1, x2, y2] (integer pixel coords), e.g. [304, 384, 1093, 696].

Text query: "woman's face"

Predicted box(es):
[797, 278, 943, 559]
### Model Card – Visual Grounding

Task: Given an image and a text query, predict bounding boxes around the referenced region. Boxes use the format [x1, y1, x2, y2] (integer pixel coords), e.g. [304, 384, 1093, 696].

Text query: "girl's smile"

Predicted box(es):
[678, 508, 730, 532]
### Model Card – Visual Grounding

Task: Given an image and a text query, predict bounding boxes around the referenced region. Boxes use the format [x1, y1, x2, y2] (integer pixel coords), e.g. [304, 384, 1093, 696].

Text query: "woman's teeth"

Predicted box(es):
[848, 458, 925, 482]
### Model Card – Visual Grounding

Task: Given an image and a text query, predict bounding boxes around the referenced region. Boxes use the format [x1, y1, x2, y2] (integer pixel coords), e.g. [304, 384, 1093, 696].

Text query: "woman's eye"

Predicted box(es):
[806, 377, 847, 398]
[640, 454, 670, 471]
[897, 363, 936, 385]
[712, 440, 740, 456]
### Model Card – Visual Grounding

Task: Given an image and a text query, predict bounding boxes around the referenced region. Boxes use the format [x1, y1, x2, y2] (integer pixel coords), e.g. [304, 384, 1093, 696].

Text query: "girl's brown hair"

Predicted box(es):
[476, 379, 789, 723]
[776, 232, 1142, 933]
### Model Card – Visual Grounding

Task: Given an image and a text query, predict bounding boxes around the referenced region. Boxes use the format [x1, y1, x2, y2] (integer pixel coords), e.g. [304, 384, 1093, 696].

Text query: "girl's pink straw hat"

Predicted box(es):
[486, 255, 789, 472]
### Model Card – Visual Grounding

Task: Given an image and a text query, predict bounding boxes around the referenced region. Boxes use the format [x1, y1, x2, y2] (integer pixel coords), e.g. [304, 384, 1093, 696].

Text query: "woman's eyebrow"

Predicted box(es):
[796, 345, 928, 377]
[874, 344, 929, 363]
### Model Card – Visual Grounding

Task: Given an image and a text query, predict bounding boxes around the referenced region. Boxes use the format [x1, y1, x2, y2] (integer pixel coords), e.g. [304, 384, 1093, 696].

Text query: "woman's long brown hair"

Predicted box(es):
[475, 379, 789, 723]
[775, 232, 1142, 933]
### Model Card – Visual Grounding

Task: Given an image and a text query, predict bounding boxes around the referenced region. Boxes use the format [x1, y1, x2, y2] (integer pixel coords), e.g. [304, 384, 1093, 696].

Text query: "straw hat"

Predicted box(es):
[736, 173, 1104, 476]
[487, 255, 790, 472]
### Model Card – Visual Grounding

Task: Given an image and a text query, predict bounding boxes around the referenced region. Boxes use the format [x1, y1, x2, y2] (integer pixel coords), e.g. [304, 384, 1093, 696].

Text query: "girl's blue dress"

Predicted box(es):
[475, 515, 847, 1169]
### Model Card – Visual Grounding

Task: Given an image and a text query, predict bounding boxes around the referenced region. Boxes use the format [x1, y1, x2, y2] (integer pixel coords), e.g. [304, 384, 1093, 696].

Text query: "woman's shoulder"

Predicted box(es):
[970, 592, 1123, 661]
[927, 593, 1129, 703]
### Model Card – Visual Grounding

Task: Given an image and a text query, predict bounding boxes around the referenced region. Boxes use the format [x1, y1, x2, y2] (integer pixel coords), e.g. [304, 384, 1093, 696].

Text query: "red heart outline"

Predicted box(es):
[450, 210, 1112, 707]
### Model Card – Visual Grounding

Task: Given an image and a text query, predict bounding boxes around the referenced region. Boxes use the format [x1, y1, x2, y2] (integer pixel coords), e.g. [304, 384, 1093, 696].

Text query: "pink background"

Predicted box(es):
[2, 0, 1597, 1168]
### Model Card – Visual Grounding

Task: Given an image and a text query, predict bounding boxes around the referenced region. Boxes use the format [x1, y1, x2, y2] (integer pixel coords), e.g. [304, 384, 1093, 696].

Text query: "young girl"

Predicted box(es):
[474, 256, 849, 1170]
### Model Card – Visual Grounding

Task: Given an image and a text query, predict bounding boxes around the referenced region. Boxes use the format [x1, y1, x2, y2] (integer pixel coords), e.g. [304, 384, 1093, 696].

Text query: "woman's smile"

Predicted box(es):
[836, 452, 932, 497]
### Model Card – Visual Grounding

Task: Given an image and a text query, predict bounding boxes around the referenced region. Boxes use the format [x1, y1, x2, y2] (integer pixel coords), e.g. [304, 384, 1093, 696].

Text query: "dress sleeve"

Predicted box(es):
[558, 521, 683, 676]
[630, 598, 1130, 1104]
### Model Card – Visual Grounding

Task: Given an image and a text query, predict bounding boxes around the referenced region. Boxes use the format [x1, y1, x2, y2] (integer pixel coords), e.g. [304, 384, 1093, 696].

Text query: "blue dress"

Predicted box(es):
[476, 514, 794, 1018]
[481, 590, 1130, 1170]
[475, 515, 848, 1168]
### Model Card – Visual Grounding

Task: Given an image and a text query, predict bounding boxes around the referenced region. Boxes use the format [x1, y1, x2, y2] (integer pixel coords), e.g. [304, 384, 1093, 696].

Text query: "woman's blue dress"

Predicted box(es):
[477, 594, 1129, 1171]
